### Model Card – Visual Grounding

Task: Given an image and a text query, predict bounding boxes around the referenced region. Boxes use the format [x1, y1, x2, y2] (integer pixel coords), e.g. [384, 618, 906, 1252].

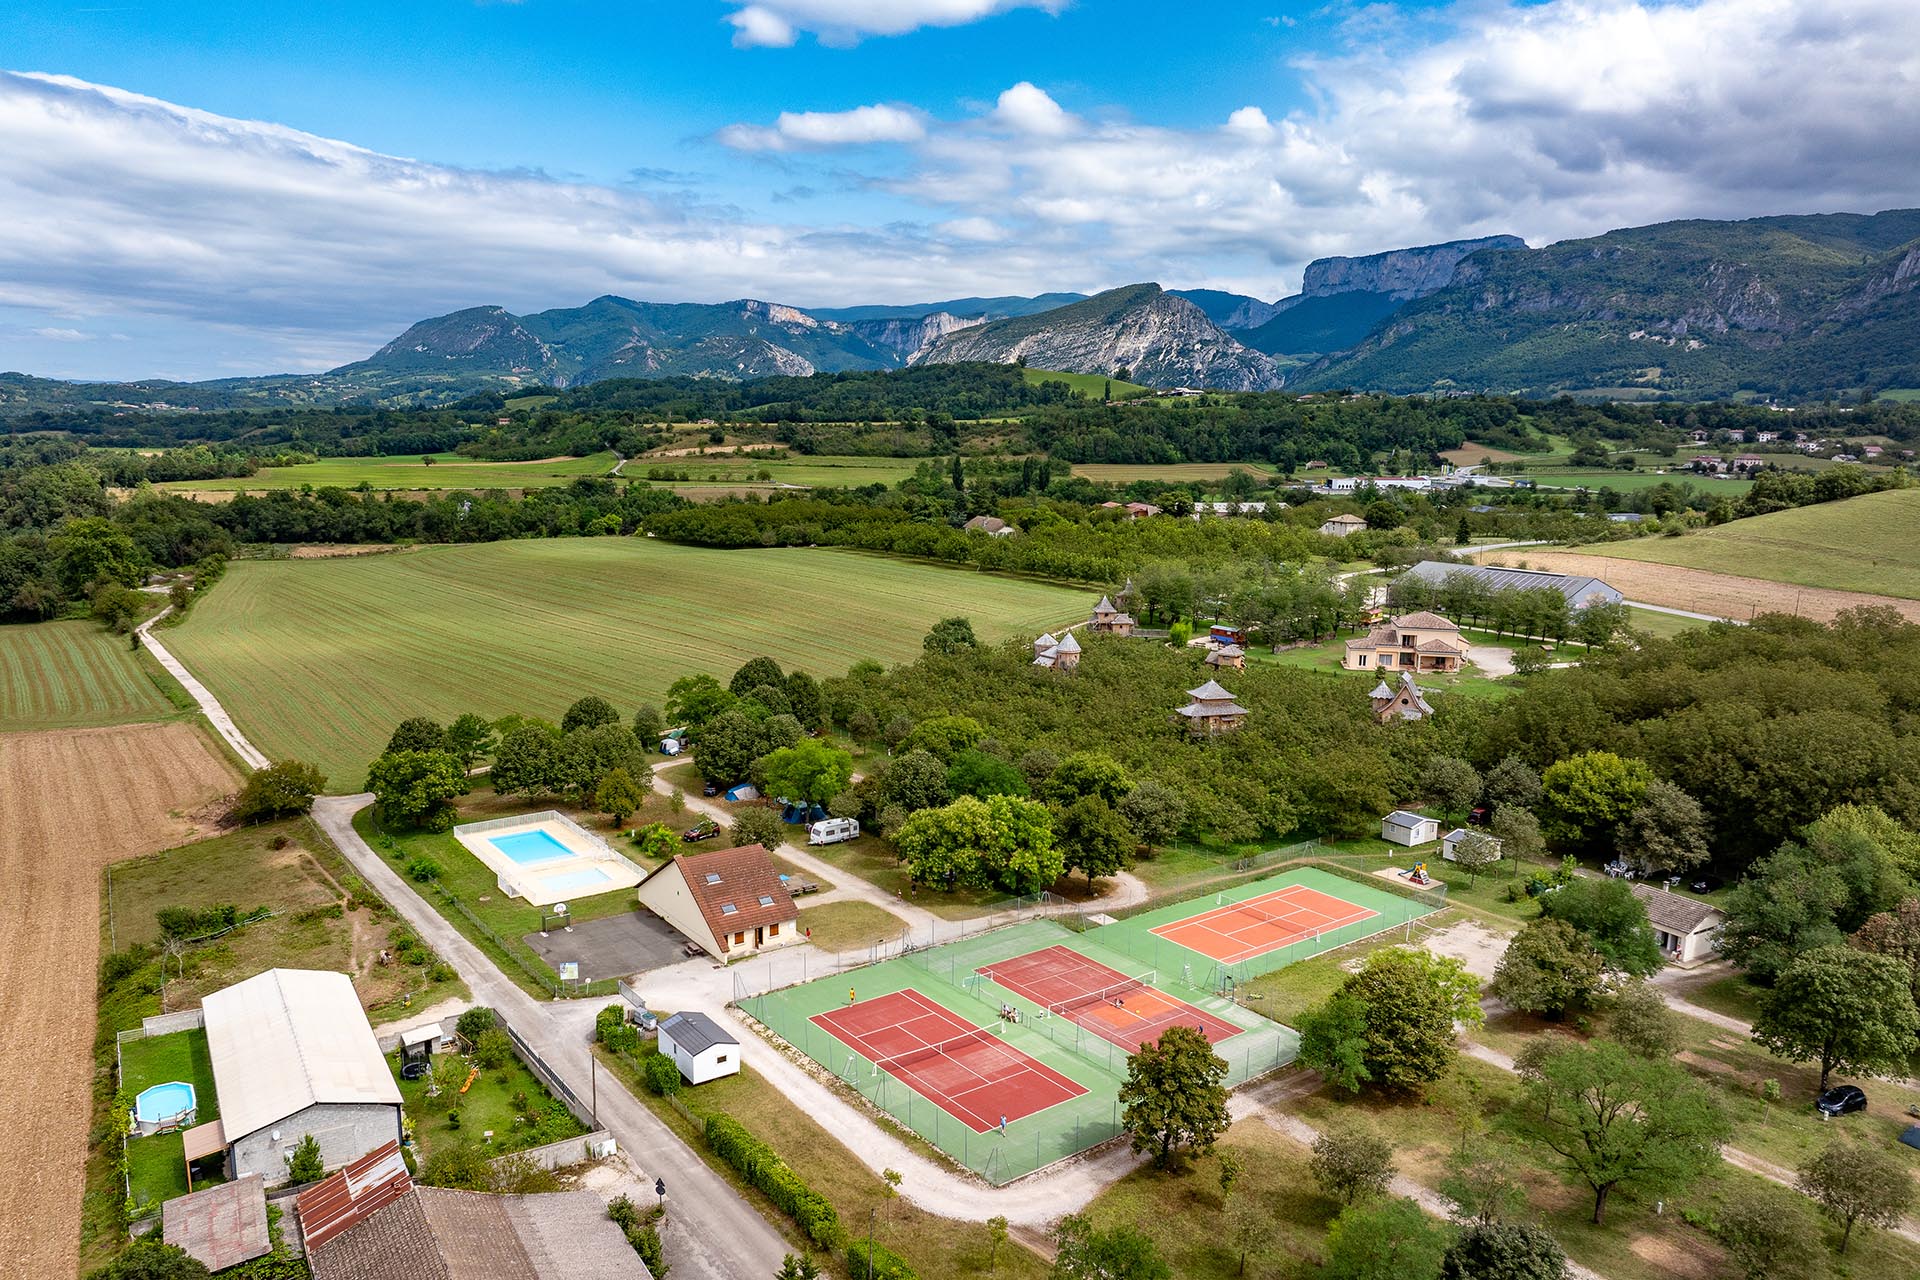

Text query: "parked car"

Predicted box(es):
[1816, 1085, 1868, 1117]
[682, 819, 721, 842]
[702, 782, 720, 797]
[1644, 867, 1683, 888]
[1690, 874, 1724, 894]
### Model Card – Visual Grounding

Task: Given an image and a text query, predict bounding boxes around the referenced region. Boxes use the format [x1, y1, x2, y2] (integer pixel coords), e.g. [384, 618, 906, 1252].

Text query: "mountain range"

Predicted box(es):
[5, 209, 1917, 410]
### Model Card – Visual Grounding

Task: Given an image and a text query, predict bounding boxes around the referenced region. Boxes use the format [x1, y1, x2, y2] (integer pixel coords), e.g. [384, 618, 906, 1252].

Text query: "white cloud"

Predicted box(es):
[935, 216, 1006, 242]
[726, 1, 1065, 48]
[718, 104, 925, 152]
[991, 82, 1076, 136]
[1224, 106, 1274, 140]
[32, 326, 89, 341]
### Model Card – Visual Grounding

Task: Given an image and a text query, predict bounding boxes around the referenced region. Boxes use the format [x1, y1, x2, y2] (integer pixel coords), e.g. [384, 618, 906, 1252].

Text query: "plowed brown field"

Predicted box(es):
[1475, 550, 1920, 624]
[0, 723, 238, 1274]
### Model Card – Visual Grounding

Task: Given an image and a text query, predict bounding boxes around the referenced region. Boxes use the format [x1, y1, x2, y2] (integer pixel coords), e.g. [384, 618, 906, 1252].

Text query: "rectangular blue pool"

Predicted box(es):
[487, 829, 575, 866]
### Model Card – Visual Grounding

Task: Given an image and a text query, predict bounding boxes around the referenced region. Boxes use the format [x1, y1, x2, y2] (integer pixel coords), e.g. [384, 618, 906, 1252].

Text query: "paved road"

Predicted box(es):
[312, 795, 792, 1280]
[134, 607, 270, 769]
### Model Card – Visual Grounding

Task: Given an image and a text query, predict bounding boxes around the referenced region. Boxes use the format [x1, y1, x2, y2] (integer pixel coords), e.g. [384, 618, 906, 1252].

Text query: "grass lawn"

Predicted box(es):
[597, 1045, 1048, 1280]
[1678, 973, 1764, 1025]
[120, 1029, 221, 1208]
[1524, 467, 1754, 497]
[0, 619, 185, 730]
[636, 454, 923, 490]
[1623, 605, 1705, 639]
[1247, 635, 1516, 700]
[1070, 461, 1276, 484]
[106, 817, 468, 1020]
[157, 452, 619, 492]
[811, 833, 1015, 920]
[397, 1047, 586, 1162]
[166, 539, 1087, 786]
[793, 899, 906, 952]
[1568, 488, 1920, 600]
[1022, 366, 1153, 400]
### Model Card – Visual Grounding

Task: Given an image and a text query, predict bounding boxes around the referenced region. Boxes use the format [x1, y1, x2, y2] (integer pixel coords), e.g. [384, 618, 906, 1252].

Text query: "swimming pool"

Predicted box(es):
[542, 867, 614, 894]
[131, 1080, 197, 1135]
[487, 829, 575, 866]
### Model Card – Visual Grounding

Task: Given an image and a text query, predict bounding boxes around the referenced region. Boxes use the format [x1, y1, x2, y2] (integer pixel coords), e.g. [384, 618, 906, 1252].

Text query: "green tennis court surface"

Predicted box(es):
[737, 866, 1435, 1183]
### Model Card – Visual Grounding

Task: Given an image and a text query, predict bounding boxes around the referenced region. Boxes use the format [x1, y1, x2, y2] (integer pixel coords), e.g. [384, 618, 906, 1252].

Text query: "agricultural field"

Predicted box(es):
[1564, 488, 1920, 601]
[0, 619, 184, 730]
[1479, 547, 1920, 624]
[1524, 466, 1753, 496]
[0, 722, 239, 1277]
[1070, 461, 1279, 484]
[165, 538, 1086, 786]
[156, 451, 619, 492]
[1021, 366, 1153, 400]
[634, 453, 923, 490]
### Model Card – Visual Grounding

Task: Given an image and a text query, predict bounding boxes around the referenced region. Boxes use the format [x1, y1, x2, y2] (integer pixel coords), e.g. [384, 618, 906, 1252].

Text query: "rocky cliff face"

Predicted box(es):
[914, 285, 1283, 391]
[1298, 235, 1527, 301]
[846, 311, 984, 362]
[354, 306, 564, 381]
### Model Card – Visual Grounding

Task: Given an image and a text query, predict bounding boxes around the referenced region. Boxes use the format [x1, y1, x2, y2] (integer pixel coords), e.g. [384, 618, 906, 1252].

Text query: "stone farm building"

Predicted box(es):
[1343, 611, 1471, 674]
[1176, 679, 1248, 735]
[1205, 643, 1246, 671]
[1319, 513, 1368, 537]
[636, 843, 799, 958]
[202, 968, 402, 1182]
[1398, 560, 1625, 610]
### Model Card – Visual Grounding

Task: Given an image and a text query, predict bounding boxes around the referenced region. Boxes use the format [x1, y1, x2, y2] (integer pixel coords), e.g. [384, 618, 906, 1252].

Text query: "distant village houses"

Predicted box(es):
[963, 514, 1016, 536]
[1319, 513, 1369, 537]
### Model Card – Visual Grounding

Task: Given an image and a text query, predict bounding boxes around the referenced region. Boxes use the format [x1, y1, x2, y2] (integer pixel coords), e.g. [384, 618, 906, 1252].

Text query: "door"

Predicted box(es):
[755, 926, 765, 948]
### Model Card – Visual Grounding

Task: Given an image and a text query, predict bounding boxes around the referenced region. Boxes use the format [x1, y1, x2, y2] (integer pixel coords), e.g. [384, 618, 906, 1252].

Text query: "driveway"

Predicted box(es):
[521, 909, 687, 981]
[312, 795, 789, 1280]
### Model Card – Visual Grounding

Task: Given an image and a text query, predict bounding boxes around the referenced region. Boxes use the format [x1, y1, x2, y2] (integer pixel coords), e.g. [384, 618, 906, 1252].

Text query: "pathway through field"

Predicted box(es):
[0, 724, 238, 1275]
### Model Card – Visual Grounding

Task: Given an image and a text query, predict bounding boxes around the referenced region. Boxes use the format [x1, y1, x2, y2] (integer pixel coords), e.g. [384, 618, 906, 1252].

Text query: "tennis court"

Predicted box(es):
[811, 989, 1086, 1131]
[978, 945, 1243, 1050]
[1151, 883, 1377, 964]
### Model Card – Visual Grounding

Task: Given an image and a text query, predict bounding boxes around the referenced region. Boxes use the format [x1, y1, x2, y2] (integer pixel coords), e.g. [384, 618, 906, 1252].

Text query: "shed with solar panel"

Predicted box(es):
[657, 1011, 741, 1085]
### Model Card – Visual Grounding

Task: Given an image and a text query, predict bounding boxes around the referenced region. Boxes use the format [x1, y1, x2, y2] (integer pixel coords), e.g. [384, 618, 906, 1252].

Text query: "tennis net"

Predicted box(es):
[872, 1023, 1004, 1077]
[1046, 970, 1156, 1019]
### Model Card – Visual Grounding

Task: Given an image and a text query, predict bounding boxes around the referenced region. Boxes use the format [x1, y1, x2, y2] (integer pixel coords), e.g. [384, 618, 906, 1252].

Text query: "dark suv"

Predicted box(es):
[1815, 1085, 1868, 1117]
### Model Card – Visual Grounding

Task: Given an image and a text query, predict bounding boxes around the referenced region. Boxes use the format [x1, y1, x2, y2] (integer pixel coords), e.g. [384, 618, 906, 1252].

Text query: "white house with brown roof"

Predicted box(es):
[1630, 884, 1726, 967]
[636, 844, 799, 959]
[1343, 611, 1471, 674]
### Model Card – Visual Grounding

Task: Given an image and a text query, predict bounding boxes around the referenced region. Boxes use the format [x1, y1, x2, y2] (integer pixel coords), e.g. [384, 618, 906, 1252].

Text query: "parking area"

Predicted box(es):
[520, 909, 688, 980]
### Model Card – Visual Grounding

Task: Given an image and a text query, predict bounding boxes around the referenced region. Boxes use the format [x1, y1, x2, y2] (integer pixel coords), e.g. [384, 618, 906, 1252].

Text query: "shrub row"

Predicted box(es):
[703, 1112, 843, 1251]
[845, 1237, 917, 1280]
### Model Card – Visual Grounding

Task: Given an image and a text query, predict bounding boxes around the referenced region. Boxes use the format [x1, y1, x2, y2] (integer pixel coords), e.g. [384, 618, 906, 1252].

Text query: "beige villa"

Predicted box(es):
[635, 843, 799, 959]
[1343, 611, 1471, 674]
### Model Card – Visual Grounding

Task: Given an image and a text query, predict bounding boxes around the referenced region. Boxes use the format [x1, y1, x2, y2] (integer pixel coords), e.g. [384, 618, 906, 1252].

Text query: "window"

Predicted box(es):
[768, 923, 779, 937]
[758, 895, 774, 907]
[734, 931, 746, 945]
[716, 1054, 729, 1065]
[704, 872, 722, 885]
[720, 903, 737, 915]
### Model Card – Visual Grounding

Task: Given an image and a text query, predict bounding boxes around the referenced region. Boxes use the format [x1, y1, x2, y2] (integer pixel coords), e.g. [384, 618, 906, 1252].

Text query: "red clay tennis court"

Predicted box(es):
[976, 945, 1243, 1050]
[1151, 883, 1378, 963]
[811, 989, 1086, 1132]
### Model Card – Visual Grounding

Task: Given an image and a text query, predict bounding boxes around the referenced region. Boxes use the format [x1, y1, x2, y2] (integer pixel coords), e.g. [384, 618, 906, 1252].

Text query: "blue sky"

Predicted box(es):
[1, 0, 1915, 379]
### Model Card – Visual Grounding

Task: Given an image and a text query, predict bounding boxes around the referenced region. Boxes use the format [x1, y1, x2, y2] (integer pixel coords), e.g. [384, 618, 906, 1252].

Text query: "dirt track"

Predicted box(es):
[1476, 550, 1920, 624]
[0, 723, 238, 1275]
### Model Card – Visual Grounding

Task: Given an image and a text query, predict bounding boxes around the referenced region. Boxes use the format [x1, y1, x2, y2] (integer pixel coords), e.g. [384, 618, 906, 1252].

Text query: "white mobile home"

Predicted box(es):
[1441, 828, 1502, 862]
[1381, 811, 1441, 846]
[807, 817, 859, 846]
[657, 1011, 741, 1085]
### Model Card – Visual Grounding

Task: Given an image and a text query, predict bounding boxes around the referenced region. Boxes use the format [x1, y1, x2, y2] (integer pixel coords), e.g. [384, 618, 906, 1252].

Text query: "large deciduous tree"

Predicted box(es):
[1297, 991, 1373, 1093]
[1535, 877, 1662, 977]
[1316, 1197, 1449, 1280]
[1439, 1221, 1567, 1280]
[1539, 751, 1653, 851]
[1605, 980, 1681, 1060]
[759, 739, 854, 808]
[729, 656, 785, 697]
[1750, 944, 1919, 1092]
[1049, 1214, 1170, 1280]
[444, 712, 496, 769]
[1045, 751, 1134, 807]
[1796, 1137, 1917, 1253]
[879, 748, 951, 814]
[1421, 755, 1483, 821]
[229, 759, 326, 824]
[1520, 1041, 1728, 1225]
[665, 673, 736, 729]
[386, 716, 446, 754]
[490, 724, 560, 796]
[560, 694, 619, 734]
[593, 767, 645, 826]
[1482, 756, 1544, 812]
[729, 806, 788, 853]
[1302, 949, 1482, 1091]
[1119, 1025, 1229, 1169]
[923, 616, 978, 655]
[1851, 897, 1920, 1010]
[1309, 1125, 1397, 1206]
[1057, 796, 1135, 888]
[1490, 920, 1604, 1018]
[1118, 781, 1187, 854]
[1489, 805, 1545, 867]
[1716, 843, 1849, 982]
[366, 750, 468, 831]
[1614, 779, 1710, 872]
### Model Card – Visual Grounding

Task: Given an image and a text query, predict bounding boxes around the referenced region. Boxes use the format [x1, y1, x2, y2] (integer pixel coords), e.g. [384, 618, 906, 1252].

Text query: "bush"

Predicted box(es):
[405, 856, 441, 883]
[705, 1112, 842, 1249]
[229, 760, 327, 824]
[418, 1142, 494, 1190]
[644, 1051, 682, 1096]
[844, 1237, 917, 1280]
[155, 903, 240, 941]
[596, 1006, 642, 1055]
[473, 1028, 514, 1070]
[285, 1134, 324, 1184]
[456, 1007, 498, 1040]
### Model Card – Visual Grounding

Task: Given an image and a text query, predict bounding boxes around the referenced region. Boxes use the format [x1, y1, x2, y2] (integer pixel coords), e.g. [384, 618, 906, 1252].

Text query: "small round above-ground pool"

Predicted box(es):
[131, 1080, 197, 1136]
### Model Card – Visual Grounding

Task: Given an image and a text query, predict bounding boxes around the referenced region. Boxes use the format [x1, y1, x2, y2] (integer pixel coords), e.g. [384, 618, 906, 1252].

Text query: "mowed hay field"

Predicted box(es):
[158, 451, 618, 492]
[1562, 488, 1920, 600]
[1478, 549, 1920, 624]
[165, 539, 1086, 785]
[0, 620, 177, 729]
[0, 723, 238, 1277]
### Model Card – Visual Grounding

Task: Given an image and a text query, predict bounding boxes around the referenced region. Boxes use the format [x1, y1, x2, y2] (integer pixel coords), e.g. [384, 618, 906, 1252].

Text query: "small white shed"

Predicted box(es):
[1382, 810, 1441, 847]
[657, 1011, 741, 1085]
[1441, 828, 1502, 863]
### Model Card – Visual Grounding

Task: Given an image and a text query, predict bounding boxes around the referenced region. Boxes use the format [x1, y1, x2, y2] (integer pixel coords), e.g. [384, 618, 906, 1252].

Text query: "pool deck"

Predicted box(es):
[452, 810, 645, 907]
